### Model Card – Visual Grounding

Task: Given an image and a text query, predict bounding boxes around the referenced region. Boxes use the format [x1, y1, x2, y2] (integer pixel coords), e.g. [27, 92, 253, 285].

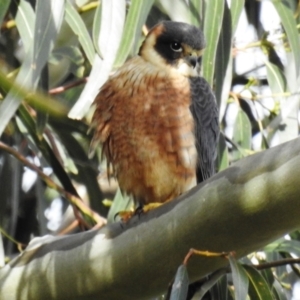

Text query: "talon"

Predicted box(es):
[115, 209, 135, 222]
[142, 202, 163, 213]
[115, 202, 163, 222]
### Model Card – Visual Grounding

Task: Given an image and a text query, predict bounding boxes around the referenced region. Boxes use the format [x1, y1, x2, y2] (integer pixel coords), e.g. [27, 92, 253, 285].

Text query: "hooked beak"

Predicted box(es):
[185, 55, 198, 69]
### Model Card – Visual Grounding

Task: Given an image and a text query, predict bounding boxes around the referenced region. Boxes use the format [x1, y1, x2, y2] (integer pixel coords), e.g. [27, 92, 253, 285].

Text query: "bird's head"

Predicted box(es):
[139, 21, 205, 77]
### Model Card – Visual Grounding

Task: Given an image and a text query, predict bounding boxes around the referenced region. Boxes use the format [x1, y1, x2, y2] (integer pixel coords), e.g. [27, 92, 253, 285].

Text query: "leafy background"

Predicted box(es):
[0, 0, 300, 299]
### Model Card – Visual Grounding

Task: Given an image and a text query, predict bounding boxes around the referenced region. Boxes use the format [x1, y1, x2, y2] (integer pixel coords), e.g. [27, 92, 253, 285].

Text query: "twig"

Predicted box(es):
[0, 227, 26, 252]
[254, 257, 300, 271]
[49, 77, 89, 95]
[183, 248, 228, 265]
[232, 91, 300, 101]
[0, 141, 106, 228]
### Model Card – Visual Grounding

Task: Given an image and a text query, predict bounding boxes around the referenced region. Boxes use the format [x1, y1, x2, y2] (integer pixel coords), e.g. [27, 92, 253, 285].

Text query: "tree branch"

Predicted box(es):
[0, 137, 300, 299]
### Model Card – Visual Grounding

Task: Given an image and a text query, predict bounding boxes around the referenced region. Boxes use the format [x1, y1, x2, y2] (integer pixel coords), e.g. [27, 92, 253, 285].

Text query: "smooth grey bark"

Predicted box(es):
[0, 137, 300, 299]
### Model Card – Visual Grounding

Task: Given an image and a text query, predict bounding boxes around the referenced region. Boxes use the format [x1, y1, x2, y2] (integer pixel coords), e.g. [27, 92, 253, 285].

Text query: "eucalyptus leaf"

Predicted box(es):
[232, 108, 252, 159]
[215, 0, 231, 108]
[114, 0, 155, 68]
[228, 254, 249, 300]
[265, 60, 287, 95]
[156, 0, 190, 23]
[15, 0, 35, 54]
[272, 0, 300, 76]
[107, 188, 133, 223]
[170, 265, 189, 300]
[65, 0, 96, 65]
[244, 265, 273, 300]
[202, 0, 225, 86]
[0, 0, 64, 137]
[230, 0, 245, 34]
[69, 0, 126, 119]
[0, 0, 10, 27]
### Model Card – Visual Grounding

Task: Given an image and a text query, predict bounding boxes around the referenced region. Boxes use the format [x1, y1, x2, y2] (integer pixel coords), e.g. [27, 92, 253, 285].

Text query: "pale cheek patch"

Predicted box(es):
[142, 47, 168, 69]
[175, 61, 198, 77]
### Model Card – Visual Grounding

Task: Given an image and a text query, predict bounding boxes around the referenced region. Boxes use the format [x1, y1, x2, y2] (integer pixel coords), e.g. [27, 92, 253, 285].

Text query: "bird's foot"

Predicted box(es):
[141, 202, 163, 213]
[115, 209, 135, 222]
[116, 203, 163, 222]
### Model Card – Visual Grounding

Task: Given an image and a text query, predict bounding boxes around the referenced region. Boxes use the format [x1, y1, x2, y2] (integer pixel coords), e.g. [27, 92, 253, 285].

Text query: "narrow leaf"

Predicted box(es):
[230, 0, 245, 34]
[107, 188, 133, 223]
[265, 60, 287, 95]
[197, 269, 227, 299]
[0, 233, 4, 268]
[36, 65, 49, 138]
[0, 0, 64, 137]
[15, 0, 35, 54]
[272, 279, 288, 300]
[114, 0, 154, 68]
[265, 239, 300, 257]
[272, 0, 300, 76]
[0, 0, 10, 28]
[188, 0, 203, 26]
[228, 254, 249, 300]
[202, 0, 225, 86]
[69, 0, 126, 119]
[170, 265, 189, 300]
[65, 0, 96, 65]
[18, 105, 79, 198]
[92, 0, 103, 58]
[32, 0, 65, 86]
[217, 133, 229, 171]
[232, 108, 252, 160]
[51, 124, 107, 215]
[244, 265, 273, 300]
[0, 71, 67, 117]
[215, 0, 231, 108]
[156, 0, 191, 24]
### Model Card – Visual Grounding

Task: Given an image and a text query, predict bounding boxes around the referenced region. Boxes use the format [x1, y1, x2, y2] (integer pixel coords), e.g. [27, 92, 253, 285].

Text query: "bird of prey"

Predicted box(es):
[90, 21, 219, 209]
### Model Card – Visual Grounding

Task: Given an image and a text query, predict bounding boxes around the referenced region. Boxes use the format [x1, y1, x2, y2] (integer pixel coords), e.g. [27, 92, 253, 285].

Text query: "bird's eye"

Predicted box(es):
[170, 42, 182, 52]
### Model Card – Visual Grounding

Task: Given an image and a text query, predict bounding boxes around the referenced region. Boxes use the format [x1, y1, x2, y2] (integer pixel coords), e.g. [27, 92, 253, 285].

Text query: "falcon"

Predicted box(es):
[90, 21, 219, 210]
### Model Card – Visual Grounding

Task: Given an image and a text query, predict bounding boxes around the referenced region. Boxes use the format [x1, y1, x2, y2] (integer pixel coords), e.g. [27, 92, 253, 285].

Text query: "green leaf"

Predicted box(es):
[0, 233, 5, 268]
[272, 0, 300, 76]
[265, 239, 300, 257]
[272, 279, 288, 300]
[0, 0, 64, 137]
[170, 264, 189, 300]
[92, 0, 103, 58]
[232, 108, 252, 159]
[69, 0, 126, 119]
[260, 266, 275, 288]
[202, 0, 225, 86]
[197, 269, 228, 299]
[230, 0, 245, 34]
[156, 0, 191, 24]
[114, 0, 154, 68]
[32, 0, 65, 86]
[51, 123, 107, 216]
[0, 70, 67, 116]
[15, 0, 35, 54]
[188, 0, 203, 26]
[217, 133, 229, 171]
[0, 0, 10, 28]
[36, 65, 49, 139]
[265, 60, 287, 95]
[65, 0, 96, 65]
[17, 105, 79, 198]
[107, 188, 133, 223]
[215, 0, 231, 108]
[243, 265, 273, 300]
[228, 254, 249, 300]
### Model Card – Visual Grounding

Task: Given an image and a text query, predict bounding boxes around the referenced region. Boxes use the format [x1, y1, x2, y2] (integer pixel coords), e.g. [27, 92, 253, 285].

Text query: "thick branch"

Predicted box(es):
[1, 138, 300, 299]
